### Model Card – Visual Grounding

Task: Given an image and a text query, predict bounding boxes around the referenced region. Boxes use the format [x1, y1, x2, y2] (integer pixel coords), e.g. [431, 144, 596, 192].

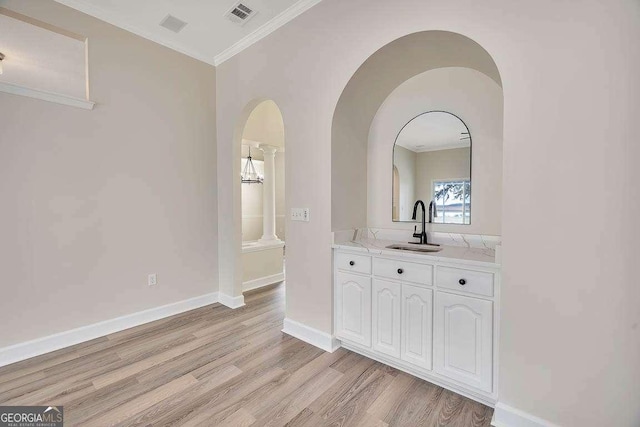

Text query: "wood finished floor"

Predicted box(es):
[0, 283, 493, 426]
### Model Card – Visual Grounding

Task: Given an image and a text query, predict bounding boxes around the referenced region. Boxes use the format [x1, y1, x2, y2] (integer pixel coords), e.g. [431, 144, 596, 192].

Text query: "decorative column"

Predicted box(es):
[259, 145, 280, 242]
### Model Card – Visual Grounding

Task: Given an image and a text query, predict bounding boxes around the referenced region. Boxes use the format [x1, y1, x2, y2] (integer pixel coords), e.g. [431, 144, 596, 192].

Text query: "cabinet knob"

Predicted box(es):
[459, 279, 466, 285]
[397, 268, 403, 274]
[349, 261, 355, 266]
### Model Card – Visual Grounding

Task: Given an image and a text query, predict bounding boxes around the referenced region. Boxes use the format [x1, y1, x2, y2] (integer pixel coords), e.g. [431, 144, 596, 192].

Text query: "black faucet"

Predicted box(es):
[411, 200, 428, 244]
[428, 200, 437, 223]
[411, 200, 439, 245]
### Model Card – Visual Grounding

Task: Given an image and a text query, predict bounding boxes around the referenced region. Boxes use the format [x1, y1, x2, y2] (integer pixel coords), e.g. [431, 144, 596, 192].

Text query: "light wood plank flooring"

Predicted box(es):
[0, 283, 493, 426]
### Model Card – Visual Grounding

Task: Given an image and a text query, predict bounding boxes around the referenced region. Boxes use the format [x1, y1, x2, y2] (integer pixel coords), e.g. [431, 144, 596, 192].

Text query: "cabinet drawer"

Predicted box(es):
[336, 252, 372, 275]
[436, 266, 494, 297]
[373, 257, 433, 286]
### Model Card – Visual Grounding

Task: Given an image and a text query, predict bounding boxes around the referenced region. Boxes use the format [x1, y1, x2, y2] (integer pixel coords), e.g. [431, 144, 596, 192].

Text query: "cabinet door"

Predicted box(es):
[434, 291, 493, 392]
[401, 284, 433, 370]
[372, 279, 401, 358]
[336, 271, 371, 347]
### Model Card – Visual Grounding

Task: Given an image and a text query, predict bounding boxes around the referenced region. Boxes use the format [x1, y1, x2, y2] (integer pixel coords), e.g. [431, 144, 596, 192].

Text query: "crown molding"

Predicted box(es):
[54, 0, 323, 68]
[53, 0, 216, 66]
[213, 0, 323, 65]
[398, 141, 471, 153]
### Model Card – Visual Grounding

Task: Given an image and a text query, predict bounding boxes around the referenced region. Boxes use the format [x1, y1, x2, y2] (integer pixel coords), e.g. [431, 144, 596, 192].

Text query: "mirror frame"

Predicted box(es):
[391, 110, 473, 224]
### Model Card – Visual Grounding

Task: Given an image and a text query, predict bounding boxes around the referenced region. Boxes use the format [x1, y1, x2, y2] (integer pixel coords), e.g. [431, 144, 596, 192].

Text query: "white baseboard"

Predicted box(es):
[243, 272, 285, 292]
[282, 318, 340, 353]
[218, 292, 246, 309]
[0, 292, 219, 368]
[492, 403, 561, 427]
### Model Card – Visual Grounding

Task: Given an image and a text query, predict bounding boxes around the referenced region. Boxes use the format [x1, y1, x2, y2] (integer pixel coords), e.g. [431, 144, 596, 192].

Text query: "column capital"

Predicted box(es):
[259, 144, 278, 154]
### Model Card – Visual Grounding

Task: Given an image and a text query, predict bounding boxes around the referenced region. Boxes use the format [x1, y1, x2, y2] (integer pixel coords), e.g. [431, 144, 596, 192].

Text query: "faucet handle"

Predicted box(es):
[412, 225, 420, 238]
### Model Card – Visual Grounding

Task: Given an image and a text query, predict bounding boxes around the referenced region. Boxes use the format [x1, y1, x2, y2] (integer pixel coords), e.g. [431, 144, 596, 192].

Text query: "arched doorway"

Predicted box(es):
[238, 100, 286, 294]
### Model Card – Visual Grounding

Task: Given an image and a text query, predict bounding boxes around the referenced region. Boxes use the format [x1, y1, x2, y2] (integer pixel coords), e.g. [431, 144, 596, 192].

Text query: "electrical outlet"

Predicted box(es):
[148, 274, 157, 286]
[291, 208, 310, 222]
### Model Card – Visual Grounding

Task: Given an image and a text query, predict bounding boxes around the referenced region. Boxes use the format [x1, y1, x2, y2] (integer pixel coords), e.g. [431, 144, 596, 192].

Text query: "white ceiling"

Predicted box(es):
[0, 12, 86, 99]
[53, 0, 322, 66]
[395, 112, 470, 153]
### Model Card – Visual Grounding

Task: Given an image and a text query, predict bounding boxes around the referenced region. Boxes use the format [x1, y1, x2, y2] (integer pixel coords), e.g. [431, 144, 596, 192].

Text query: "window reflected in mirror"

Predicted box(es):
[392, 111, 471, 224]
[433, 179, 470, 224]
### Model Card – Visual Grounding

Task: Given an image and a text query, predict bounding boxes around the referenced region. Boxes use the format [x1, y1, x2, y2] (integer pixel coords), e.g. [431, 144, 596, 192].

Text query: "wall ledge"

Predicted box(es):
[0, 81, 95, 110]
[242, 239, 285, 253]
[282, 318, 340, 353]
[491, 402, 561, 427]
[0, 291, 219, 368]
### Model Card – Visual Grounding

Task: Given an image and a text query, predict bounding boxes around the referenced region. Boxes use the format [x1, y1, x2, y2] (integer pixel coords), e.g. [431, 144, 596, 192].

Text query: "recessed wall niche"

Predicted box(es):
[0, 7, 92, 108]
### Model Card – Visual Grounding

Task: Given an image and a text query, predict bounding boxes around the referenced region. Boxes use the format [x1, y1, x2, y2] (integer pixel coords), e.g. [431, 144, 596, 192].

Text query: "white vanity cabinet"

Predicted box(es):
[333, 247, 500, 405]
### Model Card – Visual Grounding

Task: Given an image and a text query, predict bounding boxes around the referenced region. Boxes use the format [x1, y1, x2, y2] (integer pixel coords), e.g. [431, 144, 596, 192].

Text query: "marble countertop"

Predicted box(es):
[332, 238, 499, 268]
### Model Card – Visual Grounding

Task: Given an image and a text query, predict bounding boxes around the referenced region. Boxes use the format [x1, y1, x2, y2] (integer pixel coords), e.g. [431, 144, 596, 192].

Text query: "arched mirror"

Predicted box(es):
[392, 111, 471, 224]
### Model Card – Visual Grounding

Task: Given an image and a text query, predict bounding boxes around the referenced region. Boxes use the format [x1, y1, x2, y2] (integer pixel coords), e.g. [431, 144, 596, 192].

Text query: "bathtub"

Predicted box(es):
[241, 240, 285, 292]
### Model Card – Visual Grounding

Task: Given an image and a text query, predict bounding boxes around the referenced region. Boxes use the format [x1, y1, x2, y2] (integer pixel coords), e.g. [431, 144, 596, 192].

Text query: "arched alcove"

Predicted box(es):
[331, 31, 503, 233]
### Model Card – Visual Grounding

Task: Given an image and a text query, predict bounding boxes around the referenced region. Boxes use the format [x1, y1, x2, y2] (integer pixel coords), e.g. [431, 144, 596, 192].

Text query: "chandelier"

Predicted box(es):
[241, 147, 263, 184]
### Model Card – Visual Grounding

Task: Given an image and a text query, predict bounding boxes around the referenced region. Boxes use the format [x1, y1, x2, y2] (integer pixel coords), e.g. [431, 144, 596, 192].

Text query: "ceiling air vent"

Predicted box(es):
[225, 2, 257, 26]
[159, 14, 188, 33]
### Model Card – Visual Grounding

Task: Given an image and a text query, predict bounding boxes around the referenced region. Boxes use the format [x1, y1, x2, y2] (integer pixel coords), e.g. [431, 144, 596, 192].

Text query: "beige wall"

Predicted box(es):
[215, 1, 640, 426]
[369, 67, 502, 235]
[0, 0, 218, 347]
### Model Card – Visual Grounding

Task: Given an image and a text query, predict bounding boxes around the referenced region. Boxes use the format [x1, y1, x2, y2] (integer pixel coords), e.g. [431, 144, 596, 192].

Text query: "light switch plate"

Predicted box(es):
[148, 274, 157, 286]
[291, 208, 310, 222]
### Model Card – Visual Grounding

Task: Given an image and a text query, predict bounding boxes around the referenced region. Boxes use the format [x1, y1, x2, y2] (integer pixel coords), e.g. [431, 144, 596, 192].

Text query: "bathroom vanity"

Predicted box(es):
[332, 238, 500, 405]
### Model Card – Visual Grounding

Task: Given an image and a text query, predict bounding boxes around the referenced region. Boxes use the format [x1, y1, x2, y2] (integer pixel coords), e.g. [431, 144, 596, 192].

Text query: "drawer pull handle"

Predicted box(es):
[397, 268, 403, 274]
[349, 261, 355, 266]
[459, 279, 466, 285]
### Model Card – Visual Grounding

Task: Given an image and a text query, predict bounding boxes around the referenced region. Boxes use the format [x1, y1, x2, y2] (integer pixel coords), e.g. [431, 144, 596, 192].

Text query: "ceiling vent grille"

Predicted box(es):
[225, 2, 257, 26]
[159, 15, 188, 33]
